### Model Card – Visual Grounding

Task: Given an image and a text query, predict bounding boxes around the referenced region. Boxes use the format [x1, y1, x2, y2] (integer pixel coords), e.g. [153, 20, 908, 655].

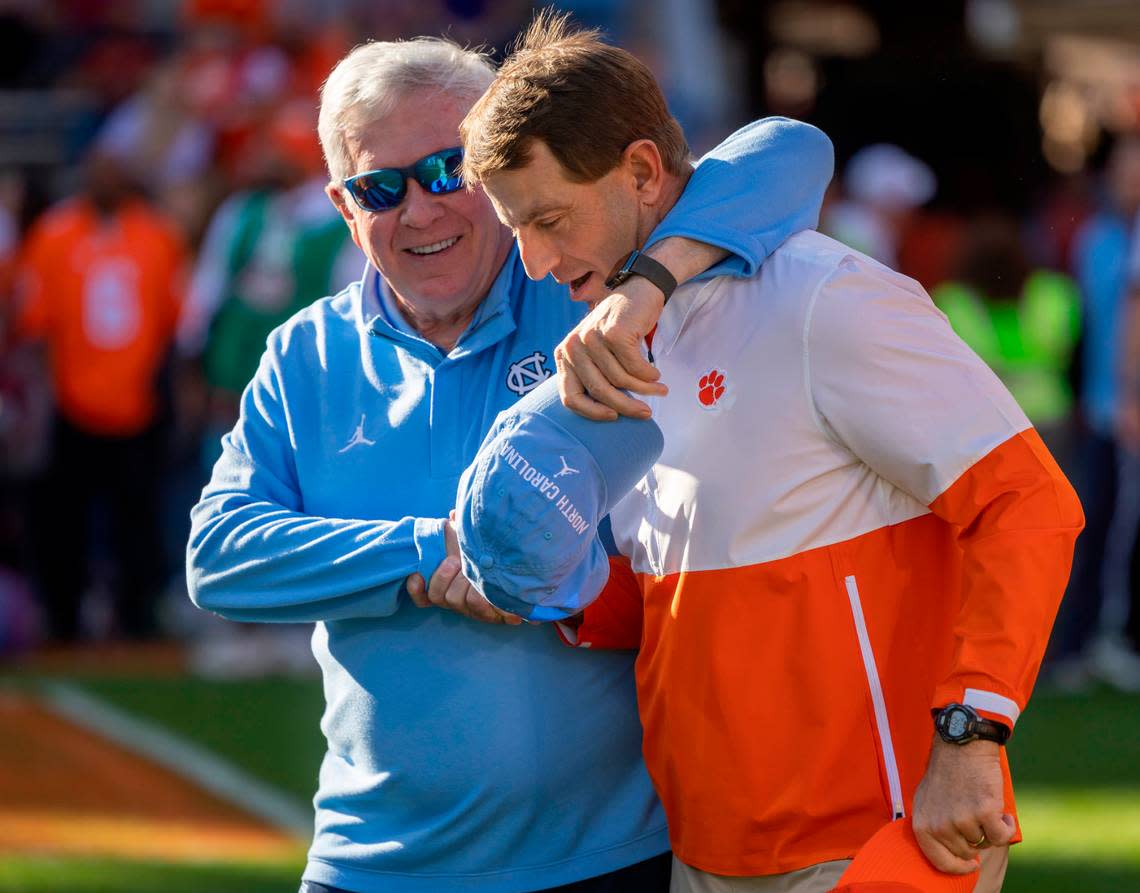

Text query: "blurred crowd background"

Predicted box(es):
[1, 0, 1140, 692]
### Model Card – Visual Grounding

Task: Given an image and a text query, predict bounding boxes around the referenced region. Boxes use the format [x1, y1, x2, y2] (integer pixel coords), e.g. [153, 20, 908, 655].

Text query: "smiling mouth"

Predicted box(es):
[406, 236, 459, 256]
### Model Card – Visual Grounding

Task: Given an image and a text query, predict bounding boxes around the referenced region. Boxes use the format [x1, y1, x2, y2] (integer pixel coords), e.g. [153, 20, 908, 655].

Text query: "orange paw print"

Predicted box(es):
[698, 370, 726, 407]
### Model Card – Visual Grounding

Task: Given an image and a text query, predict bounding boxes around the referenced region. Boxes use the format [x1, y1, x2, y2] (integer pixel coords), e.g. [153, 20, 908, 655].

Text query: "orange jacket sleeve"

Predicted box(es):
[927, 429, 1084, 727]
[807, 259, 1085, 731]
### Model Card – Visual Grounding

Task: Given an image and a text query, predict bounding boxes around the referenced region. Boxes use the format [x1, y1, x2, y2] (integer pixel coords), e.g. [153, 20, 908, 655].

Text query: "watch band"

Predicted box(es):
[932, 703, 1011, 746]
[605, 250, 678, 303]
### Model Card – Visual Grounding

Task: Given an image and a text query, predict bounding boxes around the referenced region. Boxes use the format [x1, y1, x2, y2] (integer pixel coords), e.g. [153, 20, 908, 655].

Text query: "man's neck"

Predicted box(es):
[394, 294, 482, 353]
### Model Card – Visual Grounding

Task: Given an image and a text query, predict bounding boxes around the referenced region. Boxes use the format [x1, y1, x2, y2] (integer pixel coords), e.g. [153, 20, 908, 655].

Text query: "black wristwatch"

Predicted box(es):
[932, 703, 1010, 746]
[605, 250, 678, 303]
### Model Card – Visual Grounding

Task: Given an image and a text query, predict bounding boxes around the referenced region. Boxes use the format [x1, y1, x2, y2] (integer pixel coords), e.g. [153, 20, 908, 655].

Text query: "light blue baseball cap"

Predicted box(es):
[455, 375, 663, 621]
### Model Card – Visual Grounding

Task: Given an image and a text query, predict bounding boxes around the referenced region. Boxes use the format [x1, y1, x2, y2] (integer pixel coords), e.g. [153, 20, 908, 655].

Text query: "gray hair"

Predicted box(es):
[318, 38, 496, 183]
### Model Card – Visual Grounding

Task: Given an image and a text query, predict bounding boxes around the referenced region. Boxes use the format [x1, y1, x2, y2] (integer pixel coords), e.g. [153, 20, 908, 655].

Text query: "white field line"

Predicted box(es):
[40, 681, 313, 839]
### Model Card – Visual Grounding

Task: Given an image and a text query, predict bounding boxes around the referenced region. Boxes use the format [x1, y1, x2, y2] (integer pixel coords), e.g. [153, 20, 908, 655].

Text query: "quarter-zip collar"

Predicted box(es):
[356, 246, 521, 362]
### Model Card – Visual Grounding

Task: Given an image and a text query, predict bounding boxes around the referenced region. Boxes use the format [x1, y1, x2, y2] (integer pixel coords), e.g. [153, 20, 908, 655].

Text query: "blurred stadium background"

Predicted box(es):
[1, 1, 1139, 891]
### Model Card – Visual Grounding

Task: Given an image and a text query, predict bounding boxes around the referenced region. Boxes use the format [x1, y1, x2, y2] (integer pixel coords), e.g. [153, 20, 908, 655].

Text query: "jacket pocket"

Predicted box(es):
[844, 574, 905, 820]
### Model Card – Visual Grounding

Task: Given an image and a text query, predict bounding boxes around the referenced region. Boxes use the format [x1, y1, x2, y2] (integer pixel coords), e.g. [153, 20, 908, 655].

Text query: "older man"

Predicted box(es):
[460, 16, 1082, 893]
[186, 36, 832, 893]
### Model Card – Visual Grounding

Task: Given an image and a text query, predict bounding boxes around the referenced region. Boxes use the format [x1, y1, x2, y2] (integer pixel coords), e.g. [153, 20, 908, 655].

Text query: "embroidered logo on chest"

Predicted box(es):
[697, 368, 729, 410]
[506, 350, 552, 396]
[340, 414, 376, 452]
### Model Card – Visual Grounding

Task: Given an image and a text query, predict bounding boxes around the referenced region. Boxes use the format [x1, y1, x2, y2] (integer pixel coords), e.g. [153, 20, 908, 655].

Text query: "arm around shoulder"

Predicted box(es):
[647, 117, 834, 279]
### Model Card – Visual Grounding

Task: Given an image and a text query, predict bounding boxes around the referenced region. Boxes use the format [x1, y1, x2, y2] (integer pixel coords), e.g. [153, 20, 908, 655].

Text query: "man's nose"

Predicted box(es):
[516, 229, 557, 282]
[399, 179, 446, 228]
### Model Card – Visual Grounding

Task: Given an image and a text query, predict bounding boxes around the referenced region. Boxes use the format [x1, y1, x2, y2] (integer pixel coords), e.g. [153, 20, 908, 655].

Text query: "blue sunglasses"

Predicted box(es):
[343, 146, 465, 212]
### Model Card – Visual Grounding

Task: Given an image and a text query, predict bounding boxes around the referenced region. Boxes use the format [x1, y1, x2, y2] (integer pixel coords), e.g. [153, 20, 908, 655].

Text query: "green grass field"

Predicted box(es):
[2, 673, 1137, 892]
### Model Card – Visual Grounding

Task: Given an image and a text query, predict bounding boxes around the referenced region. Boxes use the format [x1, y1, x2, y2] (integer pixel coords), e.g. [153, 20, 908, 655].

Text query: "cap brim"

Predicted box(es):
[830, 819, 978, 893]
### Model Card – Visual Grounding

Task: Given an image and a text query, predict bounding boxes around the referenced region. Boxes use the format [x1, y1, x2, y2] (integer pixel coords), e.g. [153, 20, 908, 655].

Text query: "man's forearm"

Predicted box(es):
[644, 237, 729, 288]
[188, 481, 448, 623]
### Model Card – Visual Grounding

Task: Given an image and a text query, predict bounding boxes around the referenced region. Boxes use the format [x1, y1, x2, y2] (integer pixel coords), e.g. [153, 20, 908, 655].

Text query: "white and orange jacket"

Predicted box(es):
[563, 230, 1083, 877]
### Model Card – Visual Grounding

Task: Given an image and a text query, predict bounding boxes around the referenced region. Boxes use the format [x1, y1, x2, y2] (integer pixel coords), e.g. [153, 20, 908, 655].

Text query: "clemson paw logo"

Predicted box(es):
[698, 369, 727, 408]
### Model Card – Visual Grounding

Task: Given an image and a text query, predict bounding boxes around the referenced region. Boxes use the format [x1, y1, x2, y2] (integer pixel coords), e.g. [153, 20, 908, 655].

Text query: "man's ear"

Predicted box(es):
[623, 139, 665, 204]
[326, 183, 364, 251]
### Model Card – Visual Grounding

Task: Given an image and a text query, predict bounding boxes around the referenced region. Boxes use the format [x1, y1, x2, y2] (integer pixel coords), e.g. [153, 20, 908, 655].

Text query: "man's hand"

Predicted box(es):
[405, 520, 522, 625]
[556, 236, 731, 420]
[556, 275, 668, 421]
[911, 736, 1015, 874]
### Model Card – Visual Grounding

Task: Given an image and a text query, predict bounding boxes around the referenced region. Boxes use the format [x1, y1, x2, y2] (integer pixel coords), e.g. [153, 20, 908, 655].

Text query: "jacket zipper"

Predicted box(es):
[844, 575, 906, 820]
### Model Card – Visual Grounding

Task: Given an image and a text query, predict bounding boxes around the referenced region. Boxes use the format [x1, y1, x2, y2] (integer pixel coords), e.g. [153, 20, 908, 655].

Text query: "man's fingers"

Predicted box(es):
[426, 556, 462, 605]
[442, 568, 474, 614]
[564, 391, 616, 421]
[498, 609, 524, 626]
[461, 585, 504, 623]
[980, 813, 1016, 848]
[579, 328, 665, 396]
[608, 336, 662, 386]
[405, 573, 429, 607]
[556, 347, 618, 421]
[914, 824, 981, 875]
[562, 348, 652, 419]
[936, 810, 1000, 863]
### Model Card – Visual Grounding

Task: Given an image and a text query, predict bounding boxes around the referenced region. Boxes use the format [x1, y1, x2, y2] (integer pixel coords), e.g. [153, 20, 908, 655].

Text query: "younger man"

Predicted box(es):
[459, 15, 1083, 892]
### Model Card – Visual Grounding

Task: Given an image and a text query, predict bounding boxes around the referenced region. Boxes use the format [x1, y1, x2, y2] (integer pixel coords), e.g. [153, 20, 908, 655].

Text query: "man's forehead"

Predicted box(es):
[484, 152, 572, 225]
[347, 130, 449, 171]
[347, 93, 469, 170]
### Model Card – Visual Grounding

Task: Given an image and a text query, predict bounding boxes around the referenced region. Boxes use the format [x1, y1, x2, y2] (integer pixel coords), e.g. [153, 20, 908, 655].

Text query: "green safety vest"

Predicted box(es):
[932, 271, 1082, 426]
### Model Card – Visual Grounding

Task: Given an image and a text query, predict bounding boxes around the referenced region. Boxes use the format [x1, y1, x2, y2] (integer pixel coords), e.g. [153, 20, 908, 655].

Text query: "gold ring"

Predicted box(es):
[969, 832, 987, 848]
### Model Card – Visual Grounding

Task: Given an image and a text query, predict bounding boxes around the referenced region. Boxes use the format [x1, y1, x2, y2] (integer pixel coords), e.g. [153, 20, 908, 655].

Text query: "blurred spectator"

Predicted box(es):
[177, 101, 360, 464]
[896, 209, 965, 292]
[1055, 136, 1140, 691]
[14, 148, 187, 642]
[94, 58, 218, 239]
[1026, 169, 1095, 274]
[823, 143, 936, 268]
[176, 8, 293, 183]
[1090, 136, 1140, 690]
[933, 212, 1082, 437]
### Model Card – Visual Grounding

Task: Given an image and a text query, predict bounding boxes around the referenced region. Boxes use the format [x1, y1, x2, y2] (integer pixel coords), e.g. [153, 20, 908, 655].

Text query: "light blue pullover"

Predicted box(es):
[187, 118, 833, 893]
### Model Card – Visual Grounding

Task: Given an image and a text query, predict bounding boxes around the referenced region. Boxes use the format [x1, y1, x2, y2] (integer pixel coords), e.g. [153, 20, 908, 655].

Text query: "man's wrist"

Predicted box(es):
[931, 734, 1000, 756]
[932, 702, 1011, 746]
[606, 250, 677, 303]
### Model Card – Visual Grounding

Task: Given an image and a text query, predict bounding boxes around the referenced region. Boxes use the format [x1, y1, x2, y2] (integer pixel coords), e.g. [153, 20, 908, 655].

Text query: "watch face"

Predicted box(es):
[947, 709, 969, 739]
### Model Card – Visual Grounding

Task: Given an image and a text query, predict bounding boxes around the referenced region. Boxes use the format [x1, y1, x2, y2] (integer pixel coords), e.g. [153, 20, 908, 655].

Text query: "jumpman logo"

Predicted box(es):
[555, 456, 579, 478]
[340, 414, 376, 453]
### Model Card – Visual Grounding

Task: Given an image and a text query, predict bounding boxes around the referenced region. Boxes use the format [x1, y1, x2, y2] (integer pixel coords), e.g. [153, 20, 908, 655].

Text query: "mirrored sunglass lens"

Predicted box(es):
[351, 171, 405, 210]
[418, 151, 464, 194]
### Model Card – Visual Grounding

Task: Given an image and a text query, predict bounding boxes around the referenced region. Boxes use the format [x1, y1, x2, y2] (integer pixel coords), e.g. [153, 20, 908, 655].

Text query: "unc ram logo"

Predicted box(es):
[505, 350, 552, 396]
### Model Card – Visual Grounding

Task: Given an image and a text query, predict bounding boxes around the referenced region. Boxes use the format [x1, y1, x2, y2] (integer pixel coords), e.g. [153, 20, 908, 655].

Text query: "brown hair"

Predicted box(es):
[460, 9, 690, 185]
